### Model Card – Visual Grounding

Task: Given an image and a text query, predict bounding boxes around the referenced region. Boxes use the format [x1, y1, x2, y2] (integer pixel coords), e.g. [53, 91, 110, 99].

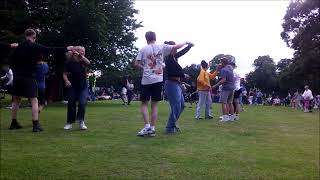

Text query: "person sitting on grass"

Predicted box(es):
[63, 46, 90, 130]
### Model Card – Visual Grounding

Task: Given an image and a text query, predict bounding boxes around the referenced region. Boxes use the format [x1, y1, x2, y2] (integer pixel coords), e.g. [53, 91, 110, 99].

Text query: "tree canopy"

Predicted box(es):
[0, 0, 142, 95]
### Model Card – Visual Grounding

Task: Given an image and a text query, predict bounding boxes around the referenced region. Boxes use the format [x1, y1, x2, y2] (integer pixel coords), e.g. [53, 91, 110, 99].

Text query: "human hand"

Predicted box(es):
[10, 43, 18, 48]
[65, 80, 72, 88]
[187, 42, 194, 47]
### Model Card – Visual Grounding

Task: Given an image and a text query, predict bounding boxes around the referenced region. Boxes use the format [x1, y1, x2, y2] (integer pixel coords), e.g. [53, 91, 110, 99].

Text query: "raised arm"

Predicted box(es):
[175, 43, 194, 59]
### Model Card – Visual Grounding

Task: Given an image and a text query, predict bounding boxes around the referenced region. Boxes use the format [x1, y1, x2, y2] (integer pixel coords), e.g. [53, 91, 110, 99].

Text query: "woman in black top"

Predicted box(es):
[63, 46, 90, 130]
[9, 29, 75, 132]
[163, 41, 194, 133]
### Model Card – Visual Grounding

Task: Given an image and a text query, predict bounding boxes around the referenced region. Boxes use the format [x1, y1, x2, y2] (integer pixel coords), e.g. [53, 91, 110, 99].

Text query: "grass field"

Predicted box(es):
[0, 99, 319, 180]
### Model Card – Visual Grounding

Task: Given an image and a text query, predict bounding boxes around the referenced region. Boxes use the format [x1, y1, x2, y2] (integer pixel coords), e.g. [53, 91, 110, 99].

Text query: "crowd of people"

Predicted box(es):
[0, 29, 318, 136]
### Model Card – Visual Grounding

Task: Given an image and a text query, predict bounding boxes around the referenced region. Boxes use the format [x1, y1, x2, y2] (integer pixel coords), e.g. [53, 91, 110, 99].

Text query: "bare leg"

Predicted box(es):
[11, 96, 21, 120]
[228, 102, 234, 115]
[30, 97, 39, 121]
[150, 101, 158, 126]
[141, 101, 149, 125]
[222, 103, 229, 115]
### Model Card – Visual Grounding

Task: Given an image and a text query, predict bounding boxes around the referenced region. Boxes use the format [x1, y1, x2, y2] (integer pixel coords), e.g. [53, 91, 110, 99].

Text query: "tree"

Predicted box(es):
[277, 58, 293, 72]
[183, 63, 201, 85]
[0, 0, 142, 100]
[245, 55, 278, 94]
[281, 0, 320, 93]
[209, 54, 225, 71]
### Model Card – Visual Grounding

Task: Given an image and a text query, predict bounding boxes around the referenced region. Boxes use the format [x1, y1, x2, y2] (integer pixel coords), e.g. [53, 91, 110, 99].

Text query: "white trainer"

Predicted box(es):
[79, 121, 87, 130]
[219, 115, 230, 122]
[64, 123, 72, 130]
[234, 115, 240, 121]
[137, 127, 150, 136]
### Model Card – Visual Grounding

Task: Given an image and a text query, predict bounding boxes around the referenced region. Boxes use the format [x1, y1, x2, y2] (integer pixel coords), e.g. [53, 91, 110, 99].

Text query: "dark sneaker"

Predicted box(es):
[9, 122, 23, 130]
[32, 123, 43, 132]
[205, 116, 213, 119]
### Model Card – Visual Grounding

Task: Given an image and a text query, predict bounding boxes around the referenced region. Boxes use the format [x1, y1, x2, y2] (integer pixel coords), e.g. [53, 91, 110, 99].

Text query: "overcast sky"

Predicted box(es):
[133, 1, 294, 77]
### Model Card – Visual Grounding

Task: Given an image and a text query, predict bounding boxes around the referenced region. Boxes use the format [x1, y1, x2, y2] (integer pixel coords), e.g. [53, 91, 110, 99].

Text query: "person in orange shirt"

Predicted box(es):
[195, 60, 221, 119]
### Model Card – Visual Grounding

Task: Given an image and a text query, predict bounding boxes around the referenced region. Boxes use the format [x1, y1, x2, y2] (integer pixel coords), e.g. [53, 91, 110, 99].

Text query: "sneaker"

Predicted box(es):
[79, 121, 87, 130]
[32, 123, 43, 132]
[147, 128, 156, 137]
[234, 115, 240, 121]
[137, 127, 150, 137]
[205, 116, 213, 119]
[64, 123, 72, 130]
[195, 117, 203, 120]
[9, 121, 23, 130]
[229, 115, 236, 121]
[219, 115, 224, 120]
[175, 125, 181, 132]
[219, 115, 230, 123]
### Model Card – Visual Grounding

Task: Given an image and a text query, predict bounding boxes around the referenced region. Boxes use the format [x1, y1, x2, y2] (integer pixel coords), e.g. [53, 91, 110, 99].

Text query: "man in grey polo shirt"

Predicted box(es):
[212, 55, 235, 122]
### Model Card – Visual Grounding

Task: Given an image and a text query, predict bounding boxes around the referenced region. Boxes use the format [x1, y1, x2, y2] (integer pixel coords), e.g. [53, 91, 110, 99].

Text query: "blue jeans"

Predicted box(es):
[67, 84, 88, 124]
[164, 80, 185, 133]
[195, 91, 212, 118]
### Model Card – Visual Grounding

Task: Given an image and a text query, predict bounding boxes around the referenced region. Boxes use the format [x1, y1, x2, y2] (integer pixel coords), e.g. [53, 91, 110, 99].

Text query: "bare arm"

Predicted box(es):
[134, 60, 144, 70]
[63, 72, 72, 87]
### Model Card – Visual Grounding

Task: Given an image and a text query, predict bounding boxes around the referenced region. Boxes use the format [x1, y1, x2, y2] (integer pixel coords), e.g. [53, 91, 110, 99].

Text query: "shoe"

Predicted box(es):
[32, 123, 43, 132]
[137, 127, 151, 137]
[165, 128, 176, 134]
[147, 128, 156, 137]
[79, 121, 87, 130]
[219, 115, 230, 123]
[9, 121, 23, 130]
[175, 125, 181, 132]
[64, 123, 73, 130]
[205, 116, 213, 119]
[195, 117, 203, 120]
[229, 115, 236, 121]
[234, 115, 240, 121]
[219, 115, 223, 120]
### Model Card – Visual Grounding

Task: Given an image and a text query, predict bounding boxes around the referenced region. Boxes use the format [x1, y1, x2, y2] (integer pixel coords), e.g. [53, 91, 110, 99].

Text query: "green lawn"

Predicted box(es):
[1, 99, 319, 180]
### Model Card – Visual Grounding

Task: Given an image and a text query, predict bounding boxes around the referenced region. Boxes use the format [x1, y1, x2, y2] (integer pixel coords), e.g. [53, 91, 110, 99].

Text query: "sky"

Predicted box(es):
[133, 0, 294, 77]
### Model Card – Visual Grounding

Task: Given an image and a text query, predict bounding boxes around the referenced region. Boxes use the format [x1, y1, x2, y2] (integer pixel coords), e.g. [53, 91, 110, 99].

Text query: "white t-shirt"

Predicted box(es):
[233, 70, 241, 91]
[127, 82, 134, 91]
[302, 89, 313, 100]
[136, 44, 174, 85]
[121, 87, 127, 95]
[0, 69, 13, 86]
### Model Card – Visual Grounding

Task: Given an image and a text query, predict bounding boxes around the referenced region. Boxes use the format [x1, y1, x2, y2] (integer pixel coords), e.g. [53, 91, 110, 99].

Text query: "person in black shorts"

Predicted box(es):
[134, 31, 188, 137]
[9, 28, 75, 132]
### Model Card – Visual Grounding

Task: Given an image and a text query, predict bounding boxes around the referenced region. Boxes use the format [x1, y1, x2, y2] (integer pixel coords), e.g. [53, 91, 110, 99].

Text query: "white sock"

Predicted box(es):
[150, 126, 155, 131]
[145, 124, 150, 129]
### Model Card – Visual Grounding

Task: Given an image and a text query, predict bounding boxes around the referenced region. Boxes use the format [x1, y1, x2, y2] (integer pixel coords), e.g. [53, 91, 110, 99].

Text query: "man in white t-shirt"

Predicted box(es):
[134, 31, 189, 137]
[231, 62, 241, 121]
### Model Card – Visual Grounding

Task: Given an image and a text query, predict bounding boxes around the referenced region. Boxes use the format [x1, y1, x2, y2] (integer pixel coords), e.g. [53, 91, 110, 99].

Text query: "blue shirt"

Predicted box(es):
[220, 65, 235, 91]
[35, 63, 49, 89]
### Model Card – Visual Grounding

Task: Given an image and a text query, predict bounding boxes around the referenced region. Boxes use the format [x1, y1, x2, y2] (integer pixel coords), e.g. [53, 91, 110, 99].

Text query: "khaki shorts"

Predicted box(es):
[219, 90, 234, 104]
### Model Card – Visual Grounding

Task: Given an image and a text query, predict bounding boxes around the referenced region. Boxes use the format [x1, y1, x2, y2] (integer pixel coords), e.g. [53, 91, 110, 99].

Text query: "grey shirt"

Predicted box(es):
[136, 44, 174, 85]
[220, 65, 235, 91]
